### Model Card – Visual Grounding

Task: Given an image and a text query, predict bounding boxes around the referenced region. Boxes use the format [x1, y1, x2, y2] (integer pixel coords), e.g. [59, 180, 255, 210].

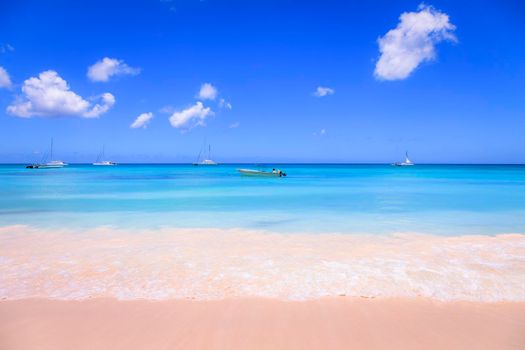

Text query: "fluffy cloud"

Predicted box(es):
[219, 98, 232, 110]
[169, 101, 213, 129]
[197, 83, 218, 100]
[374, 4, 456, 81]
[229, 122, 240, 129]
[0, 66, 12, 88]
[313, 86, 335, 97]
[130, 112, 154, 129]
[83, 93, 115, 118]
[7, 70, 115, 118]
[87, 57, 141, 82]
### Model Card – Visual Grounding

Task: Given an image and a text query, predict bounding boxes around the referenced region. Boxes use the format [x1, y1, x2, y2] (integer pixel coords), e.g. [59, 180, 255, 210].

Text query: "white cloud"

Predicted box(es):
[130, 112, 154, 129]
[0, 43, 14, 53]
[197, 83, 218, 100]
[0, 66, 12, 88]
[219, 98, 232, 110]
[169, 101, 213, 129]
[159, 105, 175, 114]
[313, 86, 335, 97]
[83, 93, 115, 118]
[229, 122, 240, 128]
[87, 57, 141, 82]
[374, 4, 456, 81]
[7, 70, 115, 118]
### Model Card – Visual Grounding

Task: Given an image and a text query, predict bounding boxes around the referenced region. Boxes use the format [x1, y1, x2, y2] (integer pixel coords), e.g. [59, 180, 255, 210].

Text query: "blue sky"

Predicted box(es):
[0, 0, 524, 163]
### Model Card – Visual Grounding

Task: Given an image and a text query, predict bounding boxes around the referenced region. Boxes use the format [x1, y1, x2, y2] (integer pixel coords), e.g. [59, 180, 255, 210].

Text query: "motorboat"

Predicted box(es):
[238, 168, 286, 177]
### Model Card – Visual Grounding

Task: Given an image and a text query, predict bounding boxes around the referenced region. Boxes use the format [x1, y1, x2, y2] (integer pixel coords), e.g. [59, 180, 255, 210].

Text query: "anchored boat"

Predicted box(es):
[93, 145, 117, 166]
[393, 152, 414, 166]
[192, 144, 218, 166]
[26, 138, 67, 169]
[238, 168, 287, 177]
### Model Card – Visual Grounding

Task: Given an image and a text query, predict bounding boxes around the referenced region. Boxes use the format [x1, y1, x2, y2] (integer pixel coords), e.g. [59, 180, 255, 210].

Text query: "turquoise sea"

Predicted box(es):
[1, 164, 524, 235]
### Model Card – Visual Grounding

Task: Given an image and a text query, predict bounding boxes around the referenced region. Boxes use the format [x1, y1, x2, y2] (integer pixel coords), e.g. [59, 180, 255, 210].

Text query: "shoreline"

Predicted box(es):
[1, 297, 524, 350]
[1, 225, 524, 302]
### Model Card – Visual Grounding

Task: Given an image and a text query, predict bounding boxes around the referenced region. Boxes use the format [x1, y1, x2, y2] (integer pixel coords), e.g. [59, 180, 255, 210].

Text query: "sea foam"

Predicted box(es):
[1, 225, 524, 302]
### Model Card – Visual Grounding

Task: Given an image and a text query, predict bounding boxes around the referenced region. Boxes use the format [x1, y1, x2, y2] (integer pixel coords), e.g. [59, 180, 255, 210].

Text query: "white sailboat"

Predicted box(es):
[40, 139, 67, 168]
[192, 144, 218, 166]
[93, 145, 116, 166]
[393, 151, 414, 166]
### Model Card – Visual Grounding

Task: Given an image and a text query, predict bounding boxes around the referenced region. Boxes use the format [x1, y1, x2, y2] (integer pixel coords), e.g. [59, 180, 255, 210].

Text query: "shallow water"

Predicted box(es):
[0, 164, 524, 234]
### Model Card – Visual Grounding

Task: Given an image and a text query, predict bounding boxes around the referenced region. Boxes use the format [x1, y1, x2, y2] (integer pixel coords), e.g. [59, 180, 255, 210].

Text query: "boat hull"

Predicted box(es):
[238, 169, 285, 177]
[193, 159, 218, 166]
[26, 164, 63, 169]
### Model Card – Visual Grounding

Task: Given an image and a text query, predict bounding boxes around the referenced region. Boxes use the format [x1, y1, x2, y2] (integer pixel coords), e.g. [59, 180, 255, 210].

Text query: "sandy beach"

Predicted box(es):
[1, 298, 524, 350]
[1, 225, 524, 349]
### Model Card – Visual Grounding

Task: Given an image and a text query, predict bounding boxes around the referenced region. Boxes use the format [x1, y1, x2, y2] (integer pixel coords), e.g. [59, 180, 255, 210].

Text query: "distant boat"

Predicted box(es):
[93, 145, 116, 166]
[238, 168, 287, 177]
[41, 160, 67, 168]
[25, 164, 42, 169]
[192, 144, 218, 166]
[393, 152, 414, 166]
[93, 160, 117, 166]
[26, 139, 67, 168]
[43, 138, 67, 167]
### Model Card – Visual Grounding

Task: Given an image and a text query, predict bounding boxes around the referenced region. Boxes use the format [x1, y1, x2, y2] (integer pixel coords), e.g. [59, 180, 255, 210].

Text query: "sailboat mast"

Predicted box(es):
[96, 145, 104, 162]
[209, 145, 211, 160]
[195, 148, 202, 164]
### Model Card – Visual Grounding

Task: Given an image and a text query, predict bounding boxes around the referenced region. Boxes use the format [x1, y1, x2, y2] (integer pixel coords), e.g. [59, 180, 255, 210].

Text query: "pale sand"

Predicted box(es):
[0, 298, 524, 350]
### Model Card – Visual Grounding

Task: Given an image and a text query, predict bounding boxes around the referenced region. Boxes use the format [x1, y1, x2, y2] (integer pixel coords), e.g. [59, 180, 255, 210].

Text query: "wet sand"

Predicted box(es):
[1, 225, 524, 301]
[1, 298, 524, 350]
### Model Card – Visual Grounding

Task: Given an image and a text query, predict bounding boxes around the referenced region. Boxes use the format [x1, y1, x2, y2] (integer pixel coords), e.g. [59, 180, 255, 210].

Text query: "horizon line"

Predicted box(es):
[1, 162, 525, 166]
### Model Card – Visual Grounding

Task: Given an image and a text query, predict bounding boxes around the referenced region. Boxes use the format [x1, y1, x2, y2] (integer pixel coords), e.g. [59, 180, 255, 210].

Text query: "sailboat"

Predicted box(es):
[93, 145, 116, 166]
[393, 151, 414, 166]
[42, 139, 67, 167]
[26, 139, 67, 168]
[192, 144, 218, 166]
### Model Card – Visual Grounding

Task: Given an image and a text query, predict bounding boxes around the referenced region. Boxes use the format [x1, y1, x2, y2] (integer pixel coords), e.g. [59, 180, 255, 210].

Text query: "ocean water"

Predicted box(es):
[2, 164, 525, 301]
[1, 164, 524, 235]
